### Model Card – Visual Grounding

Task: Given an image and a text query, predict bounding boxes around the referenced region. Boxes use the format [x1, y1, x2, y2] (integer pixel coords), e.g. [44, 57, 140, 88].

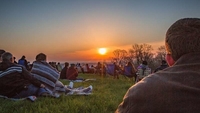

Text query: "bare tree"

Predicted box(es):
[129, 43, 154, 65]
[111, 49, 128, 66]
[156, 45, 166, 61]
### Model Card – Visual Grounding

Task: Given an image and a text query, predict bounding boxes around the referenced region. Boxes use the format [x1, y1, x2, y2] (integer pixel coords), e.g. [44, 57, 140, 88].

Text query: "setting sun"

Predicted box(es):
[98, 48, 107, 55]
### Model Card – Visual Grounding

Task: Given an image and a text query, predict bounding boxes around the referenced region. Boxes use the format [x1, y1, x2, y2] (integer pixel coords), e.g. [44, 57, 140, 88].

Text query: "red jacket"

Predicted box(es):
[66, 67, 78, 80]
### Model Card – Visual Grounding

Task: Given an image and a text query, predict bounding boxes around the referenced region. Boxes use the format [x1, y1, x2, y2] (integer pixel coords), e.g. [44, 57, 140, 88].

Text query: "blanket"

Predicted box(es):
[63, 78, 96, 82]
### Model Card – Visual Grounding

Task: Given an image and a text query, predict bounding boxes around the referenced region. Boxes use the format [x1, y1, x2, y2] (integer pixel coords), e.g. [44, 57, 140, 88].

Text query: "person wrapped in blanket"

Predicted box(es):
[0, 52, 49, 98]
[31, 53, 92, 95]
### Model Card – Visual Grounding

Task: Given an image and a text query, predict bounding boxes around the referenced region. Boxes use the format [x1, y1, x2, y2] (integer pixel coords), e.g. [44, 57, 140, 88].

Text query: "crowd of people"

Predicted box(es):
[1, 18, 200, 112]
[0, 51, 92, 99]
[0, 49, 167, 99]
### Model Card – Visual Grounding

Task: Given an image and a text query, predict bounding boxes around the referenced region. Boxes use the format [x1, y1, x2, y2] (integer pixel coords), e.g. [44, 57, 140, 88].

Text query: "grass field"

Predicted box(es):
[0, 73, 135, 113]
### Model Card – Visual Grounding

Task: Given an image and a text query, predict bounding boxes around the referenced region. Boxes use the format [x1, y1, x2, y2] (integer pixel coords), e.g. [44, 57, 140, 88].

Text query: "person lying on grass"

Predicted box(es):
[0, 52, 49, 99]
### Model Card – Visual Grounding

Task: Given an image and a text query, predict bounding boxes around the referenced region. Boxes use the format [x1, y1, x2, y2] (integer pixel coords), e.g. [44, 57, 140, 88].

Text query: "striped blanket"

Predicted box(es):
[31, 61, 64, 92]
[0, 66, 22, 78]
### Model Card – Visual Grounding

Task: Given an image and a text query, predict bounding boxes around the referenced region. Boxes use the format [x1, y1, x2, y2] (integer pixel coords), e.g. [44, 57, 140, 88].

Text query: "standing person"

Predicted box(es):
[113, 62, 120, 79]
[154, 60, 168, 72]
[115, 18, 200, 113]
[0, 52, 48, 98]
[18, 55, 29, 70]
[136, 60, 151, 82]
[60, 62, 69, 79]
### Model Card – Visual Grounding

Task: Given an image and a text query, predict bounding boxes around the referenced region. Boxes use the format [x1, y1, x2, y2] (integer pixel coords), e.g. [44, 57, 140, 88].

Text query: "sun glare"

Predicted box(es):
[98, 48, 107, 55]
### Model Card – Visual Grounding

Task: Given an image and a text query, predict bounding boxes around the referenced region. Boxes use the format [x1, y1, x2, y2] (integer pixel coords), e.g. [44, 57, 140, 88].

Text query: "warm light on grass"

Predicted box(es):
[98, 48, 107, 55]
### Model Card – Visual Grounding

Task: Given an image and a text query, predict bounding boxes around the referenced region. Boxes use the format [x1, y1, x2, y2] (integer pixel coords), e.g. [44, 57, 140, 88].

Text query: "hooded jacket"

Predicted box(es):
[0, 61, 41, 98]
[116, 52, 200, 113]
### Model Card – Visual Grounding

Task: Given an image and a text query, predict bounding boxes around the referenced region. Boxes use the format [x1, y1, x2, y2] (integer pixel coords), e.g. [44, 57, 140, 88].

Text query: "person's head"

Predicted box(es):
[0, 49, 6, 61]
[142, 61, 148, 65]
[165, 18, 200, 66]
[65, 62, 69, 67]
[1, 52, 14, 63]
[70, 63, 75, 68]
[127, 62, 132, 66]
[36, 53, 47, 62]
[21, 55, 26, 59]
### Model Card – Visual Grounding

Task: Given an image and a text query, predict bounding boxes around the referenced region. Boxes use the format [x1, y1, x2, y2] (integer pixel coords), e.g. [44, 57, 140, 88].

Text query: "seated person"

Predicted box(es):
[154, 60, 168, 72]
[60, 62, 69, 79]
[66, 63, 84, 80]
[116, 18, 200, 113]
[90, 65, 96, 74]
[0, 52, 48, 98]
[31, 53, 67, 93]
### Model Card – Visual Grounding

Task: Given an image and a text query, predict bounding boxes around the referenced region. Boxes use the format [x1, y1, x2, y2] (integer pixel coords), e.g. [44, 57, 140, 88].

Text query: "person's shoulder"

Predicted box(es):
[129, 74, 162, 92]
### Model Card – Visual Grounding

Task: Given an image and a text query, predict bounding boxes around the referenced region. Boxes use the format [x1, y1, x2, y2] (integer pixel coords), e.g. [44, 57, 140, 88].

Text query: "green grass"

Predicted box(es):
[0, 74, 135, 113]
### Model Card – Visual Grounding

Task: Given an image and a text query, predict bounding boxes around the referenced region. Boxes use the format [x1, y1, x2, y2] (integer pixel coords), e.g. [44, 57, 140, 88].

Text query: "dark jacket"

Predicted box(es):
[116, 52, 200, 113]
[60, 67, 68, 79]
[0, 61, 41, 98]
[154, 64, 168, 72]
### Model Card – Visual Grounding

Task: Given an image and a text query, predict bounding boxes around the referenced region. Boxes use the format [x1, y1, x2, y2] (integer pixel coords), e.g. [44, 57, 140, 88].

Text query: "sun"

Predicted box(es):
[98, 48, 107, 55]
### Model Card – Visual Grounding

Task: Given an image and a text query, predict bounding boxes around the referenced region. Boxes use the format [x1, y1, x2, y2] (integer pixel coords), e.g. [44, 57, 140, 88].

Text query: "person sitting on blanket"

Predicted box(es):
[31, 53, 90, 94]
[66, 63, 84, 80]
[0, 52, 49, 98]
[31, 53, 70, 93]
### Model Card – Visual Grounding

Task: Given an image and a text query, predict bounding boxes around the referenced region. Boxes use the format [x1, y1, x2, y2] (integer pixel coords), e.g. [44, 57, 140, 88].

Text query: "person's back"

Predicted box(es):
[136, 61, 151, 82]
[18, 55, 28, 70]
[66, 64, 78, 80]
[0, 52, 46, 98]
[115, 18, 200, 113]
[31, 53, 60, 91]
[60, 62, 69, 79]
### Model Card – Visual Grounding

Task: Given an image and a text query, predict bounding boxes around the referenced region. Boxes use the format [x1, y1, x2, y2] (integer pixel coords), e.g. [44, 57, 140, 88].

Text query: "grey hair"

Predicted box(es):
[1, 52, 13, 61]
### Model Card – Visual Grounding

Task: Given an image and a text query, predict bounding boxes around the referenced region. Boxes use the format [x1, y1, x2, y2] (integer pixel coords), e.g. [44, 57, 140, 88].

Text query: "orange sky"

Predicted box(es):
[1, 1, 199, 63]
